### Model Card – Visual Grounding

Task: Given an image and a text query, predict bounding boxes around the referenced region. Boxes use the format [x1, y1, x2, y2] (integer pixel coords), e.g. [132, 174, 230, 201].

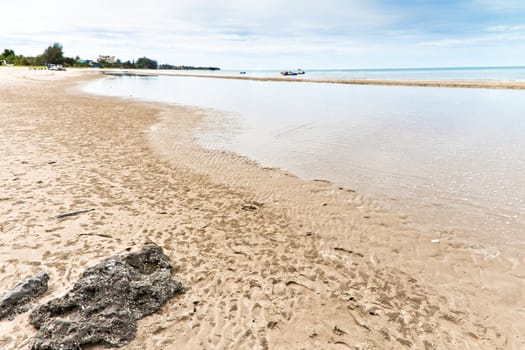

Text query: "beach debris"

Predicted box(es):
[309, 330, 319, 338]
[0, 271, 49, 321]
[333, 325, 347, 335]
[241, 201, 263, 211]
[54, 208, 95, 219]
[78, 232, 114, 239]
[313, 179, 331, 183]
[334, 247, 364, 257]
[267, 320, 279, 330]
[29, 245, 184, 350]
[285, 280, 314, 291]
[431, 239, 440, 244]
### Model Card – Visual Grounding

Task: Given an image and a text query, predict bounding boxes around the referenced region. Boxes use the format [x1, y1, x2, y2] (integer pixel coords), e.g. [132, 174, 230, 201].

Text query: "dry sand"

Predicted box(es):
[0, 67, 524, 349]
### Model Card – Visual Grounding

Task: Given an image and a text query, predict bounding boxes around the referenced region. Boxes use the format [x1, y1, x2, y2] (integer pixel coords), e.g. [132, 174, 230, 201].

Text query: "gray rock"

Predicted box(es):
[29, 245, 184, 350]
[0, 271, 49, 320]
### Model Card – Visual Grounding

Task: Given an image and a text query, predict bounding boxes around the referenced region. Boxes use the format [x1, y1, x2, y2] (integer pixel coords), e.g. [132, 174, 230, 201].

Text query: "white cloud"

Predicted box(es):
[0, 0, 397, 67]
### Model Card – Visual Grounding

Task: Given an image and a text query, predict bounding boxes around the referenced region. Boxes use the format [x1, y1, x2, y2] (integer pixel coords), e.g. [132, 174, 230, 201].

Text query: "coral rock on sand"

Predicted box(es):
[0, 271, 50, 321]
[29, 245, 184, 350]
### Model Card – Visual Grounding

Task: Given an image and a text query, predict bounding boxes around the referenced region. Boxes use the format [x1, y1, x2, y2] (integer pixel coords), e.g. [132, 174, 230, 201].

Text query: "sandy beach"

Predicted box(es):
[1, 67, 524, 349]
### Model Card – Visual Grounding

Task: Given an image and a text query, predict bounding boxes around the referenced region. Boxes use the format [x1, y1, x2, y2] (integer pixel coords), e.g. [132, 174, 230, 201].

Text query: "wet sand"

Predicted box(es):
[1, 67, 524, 349]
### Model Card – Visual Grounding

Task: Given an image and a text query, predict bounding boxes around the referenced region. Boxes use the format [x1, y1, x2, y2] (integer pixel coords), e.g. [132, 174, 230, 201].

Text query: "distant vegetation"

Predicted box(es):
[159, 64, 220, 70]
[1, 43, 78, 67]
[0, 43, 220, 70]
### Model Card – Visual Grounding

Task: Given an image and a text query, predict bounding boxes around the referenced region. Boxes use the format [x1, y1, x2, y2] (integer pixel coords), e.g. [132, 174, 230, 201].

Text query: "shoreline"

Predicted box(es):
[101, 68, 525, 89]
[1, 69, 524, 349]
[91, 68, 525, 249]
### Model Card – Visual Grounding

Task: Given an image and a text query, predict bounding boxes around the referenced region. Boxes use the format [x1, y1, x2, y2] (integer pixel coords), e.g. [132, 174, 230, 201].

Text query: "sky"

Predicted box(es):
[1, 0, 524, 69]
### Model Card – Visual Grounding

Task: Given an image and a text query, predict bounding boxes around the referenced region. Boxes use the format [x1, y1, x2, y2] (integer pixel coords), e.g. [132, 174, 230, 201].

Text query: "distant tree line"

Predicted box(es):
[98, 56, 159, 69]
[158, 64, 220, 70]
[0, 44, 79, 66]
[0, 43, 218, 70]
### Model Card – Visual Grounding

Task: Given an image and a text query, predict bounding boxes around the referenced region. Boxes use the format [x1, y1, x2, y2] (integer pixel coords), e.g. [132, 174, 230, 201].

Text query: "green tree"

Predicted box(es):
[63, 56, 75, 66]
[34, 55, 45, 66]
[2, 49, 15, 58]
[1, 49, 16, 64]
[18, 56, 33, 66]
[42, 43, 64, 64]
[121, 60, 133, 69]
[136, 57, 158, 69]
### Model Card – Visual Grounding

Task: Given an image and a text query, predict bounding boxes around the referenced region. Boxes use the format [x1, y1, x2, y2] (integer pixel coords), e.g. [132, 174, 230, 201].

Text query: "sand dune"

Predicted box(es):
[0, 68, 524, 349]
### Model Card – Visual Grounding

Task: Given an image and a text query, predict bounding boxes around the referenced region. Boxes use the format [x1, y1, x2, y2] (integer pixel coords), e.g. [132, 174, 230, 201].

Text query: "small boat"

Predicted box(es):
[240, 71, 246, 74]
[280, 69, 305, 76]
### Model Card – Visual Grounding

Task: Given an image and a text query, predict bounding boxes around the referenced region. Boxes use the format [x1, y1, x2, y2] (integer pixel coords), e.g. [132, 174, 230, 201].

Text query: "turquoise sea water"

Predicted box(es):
[83, 70, 525, 243]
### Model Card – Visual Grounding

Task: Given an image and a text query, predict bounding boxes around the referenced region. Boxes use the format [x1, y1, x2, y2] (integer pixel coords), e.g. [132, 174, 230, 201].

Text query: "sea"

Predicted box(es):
[159, 66, 525, 81]
[83, 66, 525, 243]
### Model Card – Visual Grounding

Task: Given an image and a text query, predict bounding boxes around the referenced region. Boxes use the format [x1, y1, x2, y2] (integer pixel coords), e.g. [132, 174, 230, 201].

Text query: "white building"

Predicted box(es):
[98, 55, 116, 64]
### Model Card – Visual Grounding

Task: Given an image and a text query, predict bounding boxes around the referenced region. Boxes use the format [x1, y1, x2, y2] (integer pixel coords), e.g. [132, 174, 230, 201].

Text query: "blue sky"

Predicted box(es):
[1, 0, 524, 69]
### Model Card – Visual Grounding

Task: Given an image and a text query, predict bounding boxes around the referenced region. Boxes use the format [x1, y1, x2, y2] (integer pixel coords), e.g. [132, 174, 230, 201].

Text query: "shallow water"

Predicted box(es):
[84, 75, 525, 242]
[164, 66, 525, 81]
